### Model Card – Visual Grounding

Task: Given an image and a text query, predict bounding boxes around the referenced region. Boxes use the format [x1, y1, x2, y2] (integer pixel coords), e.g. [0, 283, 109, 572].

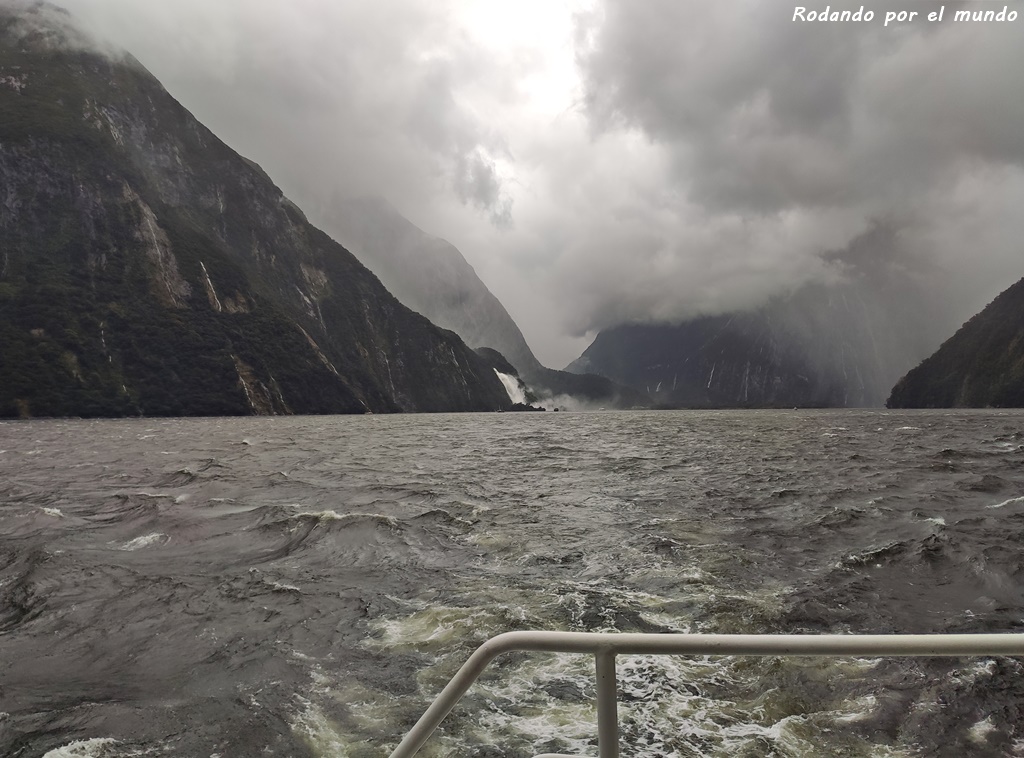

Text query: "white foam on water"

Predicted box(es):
[41, 507, 64, 518]
[294, 509, 343, 521]
[292, 697, 363, 757]
[553, 581, 711, 633]
[640, 610, 694, 633]
[42, 739, 117, 758]
[833, 694, 879, 723]
[473, 693, 596, 756]
[366, 604, 517, 653]
[119, 533, 167, 551]
[969, 715, 997, 744]
[987, 495, 1024, 509]
[289, 510, 398, 528]
[961, 658, 998, 679]
[291, 666, 399, 757]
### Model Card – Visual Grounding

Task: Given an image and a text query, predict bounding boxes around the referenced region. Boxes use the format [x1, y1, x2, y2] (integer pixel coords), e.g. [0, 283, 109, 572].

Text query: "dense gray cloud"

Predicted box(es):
[564, 0, 1024, 339]
[48, 0, 1024, 366]
[60, 0, 516, 218]
[580, 1, 1024, 209]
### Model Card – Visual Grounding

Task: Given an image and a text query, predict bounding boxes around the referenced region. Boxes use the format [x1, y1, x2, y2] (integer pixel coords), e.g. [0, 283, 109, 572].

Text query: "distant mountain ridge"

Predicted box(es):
[888, 277, 1024, 408]
[566, 227, 949, 408]
[326, 196, 544, 376]
[0, 3, 511, 417]
[323, 195, 648, 408]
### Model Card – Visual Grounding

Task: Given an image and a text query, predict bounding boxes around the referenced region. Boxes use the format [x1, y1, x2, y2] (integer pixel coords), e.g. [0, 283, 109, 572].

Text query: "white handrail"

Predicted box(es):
[388, 631, 1024, 758]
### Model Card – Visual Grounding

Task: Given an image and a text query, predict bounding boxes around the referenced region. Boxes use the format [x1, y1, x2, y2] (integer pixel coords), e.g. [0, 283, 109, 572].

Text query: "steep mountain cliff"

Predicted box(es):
[322, 195, 647, 408]
[327, 196, 543, 376]
[0, 3, 511, 417]
[567, 229, 947, 408]
[888, 277, 1024, 408]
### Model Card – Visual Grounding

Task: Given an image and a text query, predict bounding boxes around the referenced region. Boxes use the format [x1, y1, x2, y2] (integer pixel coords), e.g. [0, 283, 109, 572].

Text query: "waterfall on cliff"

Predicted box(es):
[494, 370, 527, 405]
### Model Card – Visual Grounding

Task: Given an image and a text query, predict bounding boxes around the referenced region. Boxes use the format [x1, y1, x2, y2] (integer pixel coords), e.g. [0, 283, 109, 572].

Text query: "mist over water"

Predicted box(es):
[2, 411, 1024, 757]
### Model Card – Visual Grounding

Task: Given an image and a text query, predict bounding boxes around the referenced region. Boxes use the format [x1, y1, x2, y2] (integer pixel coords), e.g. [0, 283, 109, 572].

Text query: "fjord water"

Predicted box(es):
[2, 410, 1023, 757]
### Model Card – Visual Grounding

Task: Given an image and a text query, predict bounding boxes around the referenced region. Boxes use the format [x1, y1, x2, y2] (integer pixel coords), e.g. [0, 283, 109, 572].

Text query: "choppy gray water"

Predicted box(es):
[2, 410, 1024, 757]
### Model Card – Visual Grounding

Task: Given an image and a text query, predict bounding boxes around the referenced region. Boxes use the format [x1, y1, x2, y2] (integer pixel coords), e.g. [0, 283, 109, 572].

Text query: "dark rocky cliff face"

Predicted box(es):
[0, 5, 510, 417]
[888, 277, 1024, 408]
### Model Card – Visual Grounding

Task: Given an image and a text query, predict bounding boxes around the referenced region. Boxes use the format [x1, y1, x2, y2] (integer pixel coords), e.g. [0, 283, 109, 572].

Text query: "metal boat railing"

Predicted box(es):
[388, 630, 1024, 758]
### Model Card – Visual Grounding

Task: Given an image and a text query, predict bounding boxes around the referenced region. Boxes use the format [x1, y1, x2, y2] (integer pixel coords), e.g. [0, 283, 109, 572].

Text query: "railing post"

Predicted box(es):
[595, 650, 619, 758]
[391, 631, 1024, 757]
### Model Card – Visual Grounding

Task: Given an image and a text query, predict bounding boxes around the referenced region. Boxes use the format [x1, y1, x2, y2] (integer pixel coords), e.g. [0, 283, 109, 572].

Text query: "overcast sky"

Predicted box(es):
[56, 0, 1024, 367]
